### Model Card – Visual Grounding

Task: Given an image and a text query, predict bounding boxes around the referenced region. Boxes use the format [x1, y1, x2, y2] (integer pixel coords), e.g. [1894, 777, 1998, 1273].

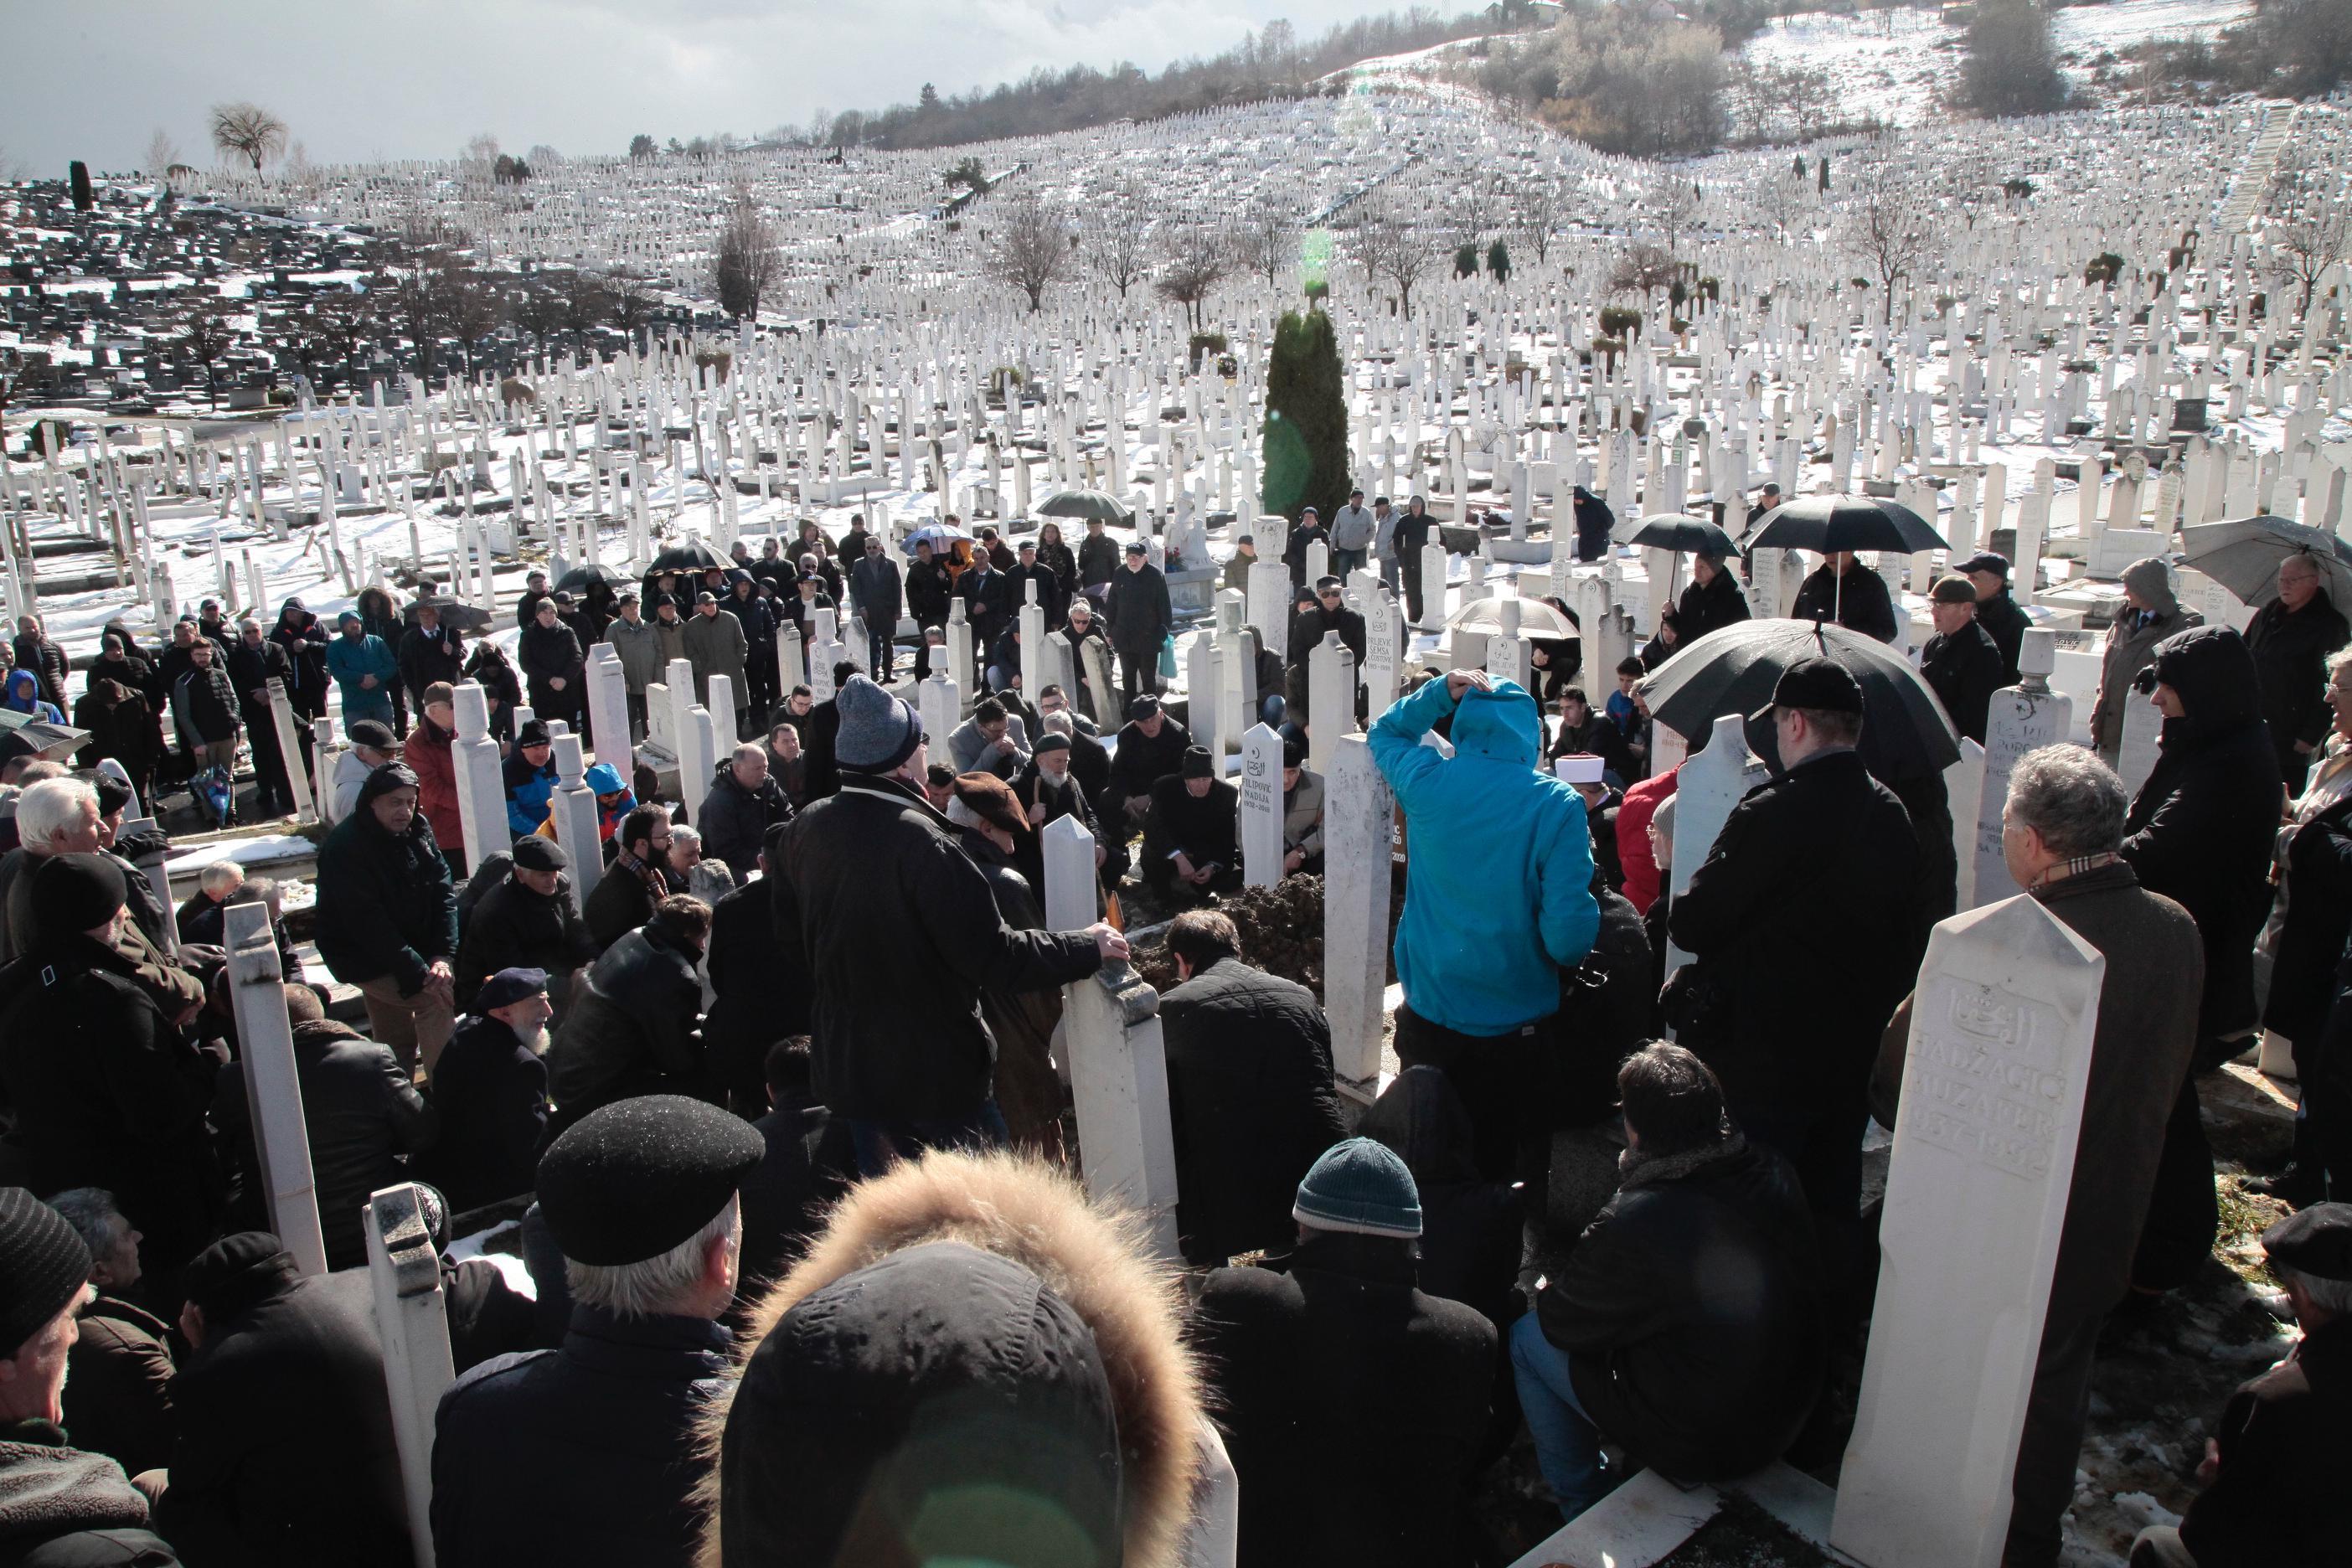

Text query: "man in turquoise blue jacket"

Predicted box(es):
[325, 611, 400, 729]
[1370, 668, 1600, 1180]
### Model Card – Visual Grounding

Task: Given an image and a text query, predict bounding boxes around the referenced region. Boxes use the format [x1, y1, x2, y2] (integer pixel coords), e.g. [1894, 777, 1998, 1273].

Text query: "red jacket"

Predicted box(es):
[1616, 766, 1679, 915]
[405, 718, 463, 859]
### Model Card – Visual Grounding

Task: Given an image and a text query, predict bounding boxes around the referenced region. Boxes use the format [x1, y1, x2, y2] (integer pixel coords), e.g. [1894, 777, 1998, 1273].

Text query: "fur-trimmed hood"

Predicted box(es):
[694, 1151, 1203, 1568]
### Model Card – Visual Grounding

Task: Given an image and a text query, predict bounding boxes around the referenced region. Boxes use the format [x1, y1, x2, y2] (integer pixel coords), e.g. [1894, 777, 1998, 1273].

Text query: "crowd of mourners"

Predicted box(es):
[0, 499, 2345, 1568]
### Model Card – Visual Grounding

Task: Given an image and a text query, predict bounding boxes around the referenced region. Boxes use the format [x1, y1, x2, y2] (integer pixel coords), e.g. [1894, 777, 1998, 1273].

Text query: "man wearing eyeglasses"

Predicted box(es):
[1285, 577, 1369, 729]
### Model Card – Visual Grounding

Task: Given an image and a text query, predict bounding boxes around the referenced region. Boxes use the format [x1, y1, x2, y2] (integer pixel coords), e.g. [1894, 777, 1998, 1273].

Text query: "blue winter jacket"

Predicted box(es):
[325, 632, 400, 725]
[1369, 675, 1599, 1035]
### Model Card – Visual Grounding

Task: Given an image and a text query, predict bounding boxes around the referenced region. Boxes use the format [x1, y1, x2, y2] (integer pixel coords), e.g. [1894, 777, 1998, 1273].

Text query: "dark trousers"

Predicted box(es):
[241, 708, 292, 814]
[868, 624, 895, 680]
[2133, 1070, 2218, 1292]
[1400, 565, 1425, 625]
[1394, 1003, 1552, 1184]
[1116, 642, 1156, 710]
[846, 1101, 1008, 1179]
[2006, 1310, 2106, 1568]
[1741, 1091, 1870, 1328]
[627, 692, 648, 740]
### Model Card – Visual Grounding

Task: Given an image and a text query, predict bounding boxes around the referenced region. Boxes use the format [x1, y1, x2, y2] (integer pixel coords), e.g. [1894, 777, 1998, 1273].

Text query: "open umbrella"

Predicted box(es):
[552, 563, 628, 596]
[2180, 516, 2352, 620]
[1446, 597, 1577, 638]
[1618, 515, 1741, 558]
[1038, 488, 1134, 524]
[1639, 618, 1960, 780]
[902, 522, 976, 554]
[0, 714, 88, 761]
[1748, 493, 1947, 557]
[647, 539, 728, 574]
[403, 597, 494, 633]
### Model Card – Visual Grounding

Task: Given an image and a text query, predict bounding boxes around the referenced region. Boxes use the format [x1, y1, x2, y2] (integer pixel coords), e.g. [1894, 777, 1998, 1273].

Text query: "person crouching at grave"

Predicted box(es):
[1101, 694, 1193, 844]
[1193, 1137, 1493, 1565]
[2120, 627, 2280, 1294]
[432, 1096, 763, 1568]
[948, 695, 1031, 781]
[1871, 744, 2202, 1568]
[546, 895, 714, 1135]
[156, 1231, 410, 1566]
[1277, 728, 1326, 877]
[1512, 1045, 1823, 1524]
[331, 718, 401, 822]
[1159, 910, 1349, 1268]
[313, 763, 459, 1077]
[698, 1148, 1206, 1568]
[424, 967, 554, 1215]
[1369, 668, 1600, 1184]
[454, 836, 597, 1019]
[584, 761, 635, 854]
[503, 720, 559, 838]
[2128, 1203, 2352, 1568]
[771, 677, 1122, 1176]
[0, 1189, 181, 1565]
[588, 805, 674, 951]
[1144, 747, 1240, 907]
[1666, 658, 1916, 1245]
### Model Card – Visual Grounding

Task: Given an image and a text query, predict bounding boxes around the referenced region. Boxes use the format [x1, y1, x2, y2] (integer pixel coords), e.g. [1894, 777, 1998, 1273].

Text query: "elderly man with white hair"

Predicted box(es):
[2247, 550, 2352, 796]
[1, 776, 209, 1017]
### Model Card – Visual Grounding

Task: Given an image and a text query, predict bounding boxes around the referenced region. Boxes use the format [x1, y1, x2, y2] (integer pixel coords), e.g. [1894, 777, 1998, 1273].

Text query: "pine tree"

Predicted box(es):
[1487, 239, 1511, 282]
[1261, 308, 1349, 524]
[1818, 154, 1830, 193]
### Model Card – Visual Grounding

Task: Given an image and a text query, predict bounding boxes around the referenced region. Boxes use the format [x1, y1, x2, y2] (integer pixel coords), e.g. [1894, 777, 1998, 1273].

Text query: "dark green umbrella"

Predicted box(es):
[1639, 617, 1960, 779]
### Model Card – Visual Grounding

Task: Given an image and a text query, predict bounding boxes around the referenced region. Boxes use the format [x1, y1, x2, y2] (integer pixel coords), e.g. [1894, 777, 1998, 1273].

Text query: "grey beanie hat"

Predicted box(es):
[833, 675, 924, 774]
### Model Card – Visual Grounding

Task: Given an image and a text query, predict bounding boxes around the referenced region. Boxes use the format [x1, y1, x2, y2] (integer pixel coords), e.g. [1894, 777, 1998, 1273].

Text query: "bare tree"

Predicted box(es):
[713, 187, 783, 320]
[1842, 158, 1939, 326]
[1519, 178, 1562, 266]
[1607, 242, 1679, 307]
[441, 269, 506, 380]
[209, 102, 287, 174]
[1086, 182, 1151, 300]
[2267, 145, 2352, 321]
[1658, 180, 1702, 263]
[1155, 224, 1231, 333]
[177, 304, 233, 409]
[144, 128, 181, 178]
[1235, 194, 1295, 291]
[607, 272, 658, 339]
[988, 193, 1069, 314]
[1344, 196, 1436, 318]
[305, 291, 378, 382]
[385, 210, 468, 381]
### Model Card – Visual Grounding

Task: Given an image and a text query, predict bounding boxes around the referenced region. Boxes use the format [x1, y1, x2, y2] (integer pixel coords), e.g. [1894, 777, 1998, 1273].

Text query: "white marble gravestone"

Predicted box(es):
[365, 1182, 456, 1568]
[1238, 722, 1284, 888]
[1324, 735, 1396, 1089]
[1972, 632, 2074, 908]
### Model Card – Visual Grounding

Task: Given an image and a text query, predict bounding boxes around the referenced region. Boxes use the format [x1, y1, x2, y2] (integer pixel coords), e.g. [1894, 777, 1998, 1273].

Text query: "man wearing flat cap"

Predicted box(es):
[0, 1188, 182, 1565]
[1919, 574, 2006, 744]
[2131, 1203, 2352, 1567]
[776, 677, 1125, 1173]
[455, 833, 596, 1019]
[424, 967, 555, 1211]
[1669, 657, 1918, 1249]
[432, 1096, 764, 1568]
[1144, 745, 1241, 906]
[1959, 549, 2032, 685]
[157, 1230, 408, 1565]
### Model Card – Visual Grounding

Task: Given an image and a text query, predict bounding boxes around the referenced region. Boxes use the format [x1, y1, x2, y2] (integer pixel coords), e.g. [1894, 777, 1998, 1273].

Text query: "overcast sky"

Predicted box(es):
[3, 0, 1392, 173]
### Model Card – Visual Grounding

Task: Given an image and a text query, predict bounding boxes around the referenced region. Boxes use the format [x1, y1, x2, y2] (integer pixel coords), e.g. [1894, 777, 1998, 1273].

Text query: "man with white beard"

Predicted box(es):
[424, 968, 556, 1210]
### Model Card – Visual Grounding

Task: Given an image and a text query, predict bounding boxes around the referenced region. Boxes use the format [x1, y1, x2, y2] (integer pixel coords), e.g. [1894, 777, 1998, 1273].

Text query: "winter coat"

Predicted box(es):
[736, 1101, 852, 1285]
[267, 606, 332, 713]
[1873, 860, 2202, 1331]
[605, 616, 662, 694]
[705, 874, 808, 1108]
[502, 750, 556, 838]
[947, 714, 1030, 780]
[1282, 766, 1326, 858]
[648, 615, 689, 675]
[774, 774, 1101, 1121]
[328, 746, 380, 823]
[1975, 588, 2032, 685]
[0, 1420, 178, 1567]
[1107, 716, 1194, 807]
[546, 924, 705, 1122]
[1572, 492, 1615, 557]
[1144, 775, 1238, 877]
[211, 1020, 436, 1272]
[1369, 676, 1599, 1036]
[1788, 561, 1898, 643]
[420, 1012, 548, 1213]
[682, 610, 749, 709]
[1194, 1231, 1494, 1568]
[2267, 766, 2352, 1046]
[960, 566, 1014, 646]
[1005, 562, 1063, 627]
[396, 622, 464, 699]
[1330, 503, 1377, 552]
[1222, 549, 1259, 596]
[1357, 1066, 1526, 1333]
[1285, 602, 1367, 719]
[1550, 875, 1658, 1127]
[1615, 767, 1677, 915]
[850, 554, 905, 627]
[156, 1267, 408, 1567]
[904, 558, 954, 626]
[2122, 625, 2282, 1042]
[221, 637, 290, 724]
[9, 634, 68, 710]
[696, 763, 792, 880]
[516, 619, 585, 714]
[722, 587, 777, 678]
[2173, 1317, 2352, 1568]
[324, 632, 399, 727]
[454, 870, 596, 1007]
[1105, 562, 1172, 655]
[434, 1298, 731, 1568]
[2092, 563, 2200, 756]
[312, 768, 457, 993]
[81, 650, 153, 704]
[1920, 618, 2005, 744]
[1159, 956, 1349, 1267]
[1282, 520, 1329, 585]
[2247, 591, 2352, 776]
[1663, 566, 1751, 652]
[1669, 748, 1917, 1118]
[584, 854, 663, 952]
[404, 717, 463, 860]
[73, 682, 157, 785]
[59, 1296, 177, 1483]
[1536, 1136, 1823, 1482]
[173, 663, 238, 745]
[0, 934, 219, 1270]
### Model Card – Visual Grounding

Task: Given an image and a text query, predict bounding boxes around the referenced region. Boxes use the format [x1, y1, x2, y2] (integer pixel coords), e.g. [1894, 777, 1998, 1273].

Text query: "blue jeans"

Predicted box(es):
[1510, 1312, 1613, 1521]
[1332, 546, 1366, 577]
[847, 1101, 1009, 1178]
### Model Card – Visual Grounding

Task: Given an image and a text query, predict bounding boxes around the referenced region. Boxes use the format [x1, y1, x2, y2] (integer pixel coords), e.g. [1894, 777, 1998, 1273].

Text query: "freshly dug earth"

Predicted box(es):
[1132, 875, 1332, 998]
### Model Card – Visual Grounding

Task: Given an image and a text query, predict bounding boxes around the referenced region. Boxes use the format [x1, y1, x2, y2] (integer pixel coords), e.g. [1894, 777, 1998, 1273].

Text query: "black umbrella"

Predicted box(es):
[1619, 515, 1741, 558]
[1748, 493, 1947, 556]
[553, 563, 628, 595]
[1639, 618, 1960, 780]
[648, 539, 727, 573]
[404, 596, 495, 634]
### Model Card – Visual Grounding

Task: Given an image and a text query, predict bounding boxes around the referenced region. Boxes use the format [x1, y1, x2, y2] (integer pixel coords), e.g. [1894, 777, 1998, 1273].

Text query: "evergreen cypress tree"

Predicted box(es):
[1487, 239, 1511, 282]
[1261, 307, 1349, 524]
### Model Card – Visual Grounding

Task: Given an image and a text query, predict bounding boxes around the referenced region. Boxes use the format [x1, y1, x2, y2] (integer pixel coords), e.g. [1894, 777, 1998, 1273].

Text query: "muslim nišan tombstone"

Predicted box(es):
[1973, 631, 2073, 908]
[1238, 722, 1283, 889]
[1832, 895, 2103, 1568]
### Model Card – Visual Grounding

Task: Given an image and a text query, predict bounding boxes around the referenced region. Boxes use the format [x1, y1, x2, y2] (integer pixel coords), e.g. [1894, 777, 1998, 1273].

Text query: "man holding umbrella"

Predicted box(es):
[1642, 539, 1749, 668]
[1789, 553, 1898, 644]
[2247, 553, 2352, 797]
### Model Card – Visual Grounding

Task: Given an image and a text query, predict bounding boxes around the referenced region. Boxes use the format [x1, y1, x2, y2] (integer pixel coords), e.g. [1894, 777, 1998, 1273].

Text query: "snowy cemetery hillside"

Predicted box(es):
[2, 3, 2350, 1564]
